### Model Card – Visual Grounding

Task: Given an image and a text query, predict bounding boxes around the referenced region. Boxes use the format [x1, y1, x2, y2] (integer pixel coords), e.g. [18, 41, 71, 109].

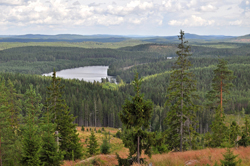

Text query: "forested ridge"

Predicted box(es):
[0, 46, 165, 74]
[1, 35, 250, 165]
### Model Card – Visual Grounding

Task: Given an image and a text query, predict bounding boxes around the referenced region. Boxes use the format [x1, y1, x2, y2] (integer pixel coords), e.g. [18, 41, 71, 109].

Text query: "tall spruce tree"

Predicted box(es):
[2, 79, 22, 166]
[55, 109, 83, 160]
[165, 30, 198, 152]
[46, 70, 83, 160]
[20, 85, 43, 166]
[40, 101, 64, 166]
[0, 79, 11, 166]
[120, 72, 154, 164]
[206, 58, 235, 148]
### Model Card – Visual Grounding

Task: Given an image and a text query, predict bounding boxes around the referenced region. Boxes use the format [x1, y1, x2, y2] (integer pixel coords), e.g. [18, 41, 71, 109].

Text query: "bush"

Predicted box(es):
[97, 129, 102, 133]
[100, 138, 111, 154]
[115, 130, 122, 138]
[220, 148, 242, 166]
[102, 127, 105, 131]
[87, 131, 99, 156]
[87, 128, 88, 131]
[116, 153, 146, 166]
[81, 126, 85, 131]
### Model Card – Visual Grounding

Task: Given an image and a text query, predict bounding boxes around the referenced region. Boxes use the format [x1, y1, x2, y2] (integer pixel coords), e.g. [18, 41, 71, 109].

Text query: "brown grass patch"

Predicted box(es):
[62, 127, 250, 166]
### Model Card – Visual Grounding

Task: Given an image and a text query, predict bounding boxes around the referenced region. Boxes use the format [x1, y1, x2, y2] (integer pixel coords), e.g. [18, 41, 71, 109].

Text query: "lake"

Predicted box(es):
[42, 66, 115, 83]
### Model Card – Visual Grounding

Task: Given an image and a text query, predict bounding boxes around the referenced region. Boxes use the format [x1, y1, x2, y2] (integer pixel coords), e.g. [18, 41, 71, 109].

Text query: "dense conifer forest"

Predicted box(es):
[1, 32, 250, 165]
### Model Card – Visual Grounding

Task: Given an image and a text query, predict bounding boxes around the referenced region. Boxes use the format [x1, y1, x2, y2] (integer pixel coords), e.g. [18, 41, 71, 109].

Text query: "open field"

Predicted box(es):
[62, 126, 250, 166]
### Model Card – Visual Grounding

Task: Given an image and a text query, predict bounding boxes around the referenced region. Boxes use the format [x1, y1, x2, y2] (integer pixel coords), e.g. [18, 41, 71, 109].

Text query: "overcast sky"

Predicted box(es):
[0, 0, 249, 36]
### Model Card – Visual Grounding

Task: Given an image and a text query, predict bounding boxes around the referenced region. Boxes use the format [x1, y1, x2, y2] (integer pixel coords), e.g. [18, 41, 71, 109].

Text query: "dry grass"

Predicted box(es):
[149, 147, 250, 166]
[62, 127, 125, 166]
[62, 127, 250, 166]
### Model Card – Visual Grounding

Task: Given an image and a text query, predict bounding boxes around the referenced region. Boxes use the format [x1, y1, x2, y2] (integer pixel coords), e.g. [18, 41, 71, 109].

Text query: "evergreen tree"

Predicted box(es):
[46, 70, 83, 160]
[120, 72, 154, 163]
[238, 117, 250, 147]
[220, 148, 241, 166]
[209, 107, 228, 148]
[207, 58, 235, 114]
[0, 79, 11, 166]
[40, 105, 64, 166]
[229, 121, 240, 147]
[87, 131, 99, 156]
[20, 85, 43, 166]
[1, 79, 22, 166]
[100, 133, 111, 154]
[165, 30, 198, 152]
[55, 109, 83, 160]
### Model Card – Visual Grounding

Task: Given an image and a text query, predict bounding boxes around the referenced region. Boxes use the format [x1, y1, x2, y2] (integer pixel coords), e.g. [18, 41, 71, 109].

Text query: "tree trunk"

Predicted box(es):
[180, 36, 184, 152]
[94, 100, 97, 128]
[220, 80, 223, 116]
[55, 131, 59, 152]
[0, 132, 2, 166]
[137, 136, 140, 164]
[180, 75, 183, 152]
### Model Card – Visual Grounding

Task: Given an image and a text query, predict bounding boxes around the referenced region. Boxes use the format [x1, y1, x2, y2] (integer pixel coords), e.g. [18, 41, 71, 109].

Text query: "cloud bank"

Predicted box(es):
[0, 0, 249, 35]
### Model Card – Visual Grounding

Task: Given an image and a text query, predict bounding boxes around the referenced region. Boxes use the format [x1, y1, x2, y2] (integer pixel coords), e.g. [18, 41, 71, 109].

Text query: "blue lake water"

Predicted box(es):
[42, 66, 115, 83]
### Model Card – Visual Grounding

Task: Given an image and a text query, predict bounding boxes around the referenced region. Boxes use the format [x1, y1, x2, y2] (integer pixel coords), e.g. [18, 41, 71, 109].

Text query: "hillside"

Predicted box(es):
[230, 34, 250, 43]
[62, 127, 250, 166]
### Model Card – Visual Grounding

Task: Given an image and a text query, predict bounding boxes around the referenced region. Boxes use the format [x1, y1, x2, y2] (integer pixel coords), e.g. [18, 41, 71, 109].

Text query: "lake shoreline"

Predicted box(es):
[42, 66, 116, 83]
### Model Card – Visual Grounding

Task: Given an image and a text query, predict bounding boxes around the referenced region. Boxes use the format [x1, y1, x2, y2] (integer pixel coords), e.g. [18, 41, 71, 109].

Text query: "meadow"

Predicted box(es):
[62, 126, 250, 166]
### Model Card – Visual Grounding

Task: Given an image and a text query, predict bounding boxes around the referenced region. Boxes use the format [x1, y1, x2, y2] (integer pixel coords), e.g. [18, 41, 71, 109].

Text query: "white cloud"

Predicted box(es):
[169, 15, 215, 26]
[0, 0, 26, 6]
[229, 20, 242, 25]
[200, 4, 217, 12]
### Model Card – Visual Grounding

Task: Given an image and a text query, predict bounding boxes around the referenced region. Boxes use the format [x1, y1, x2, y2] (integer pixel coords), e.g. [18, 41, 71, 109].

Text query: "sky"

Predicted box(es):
[0, 0, 249, 36]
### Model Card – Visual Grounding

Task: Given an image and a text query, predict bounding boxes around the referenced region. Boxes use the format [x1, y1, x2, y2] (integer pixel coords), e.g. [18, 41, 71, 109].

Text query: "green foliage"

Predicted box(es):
[206, 58, 235, 111]
[81, 126, 85, 131]
[238, 117, 250, 147]
[209, 107, 229, 148]
[46, 70, 83, 160]
[115, 130, 122, 138]
[220, 148, 242, 166]
[0, 79, 22, 166]
[165, 30, 198, 151]
[152, 132, 169, 154]
[228, 121, 240, 147]
[0, 79, 14, 165]
[56, 107, 83, 160]
[40, 114, 64, 166]
[120, 73, 153, 130]
[87, 131, 99, 156]
[20, 85, 43, 166]
[120, 72, 154, 162]
[100, 137, 111, 154]
[116, 153, 146, 166]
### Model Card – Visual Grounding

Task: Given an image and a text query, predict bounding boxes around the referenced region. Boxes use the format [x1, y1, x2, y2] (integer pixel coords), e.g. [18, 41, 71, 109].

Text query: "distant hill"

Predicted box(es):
[0, 33, 243, 43]
[229, 34, 250, 43]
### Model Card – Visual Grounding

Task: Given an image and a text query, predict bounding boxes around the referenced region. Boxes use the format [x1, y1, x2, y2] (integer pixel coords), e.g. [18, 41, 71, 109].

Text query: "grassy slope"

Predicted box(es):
[62, 124, 250, 166]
